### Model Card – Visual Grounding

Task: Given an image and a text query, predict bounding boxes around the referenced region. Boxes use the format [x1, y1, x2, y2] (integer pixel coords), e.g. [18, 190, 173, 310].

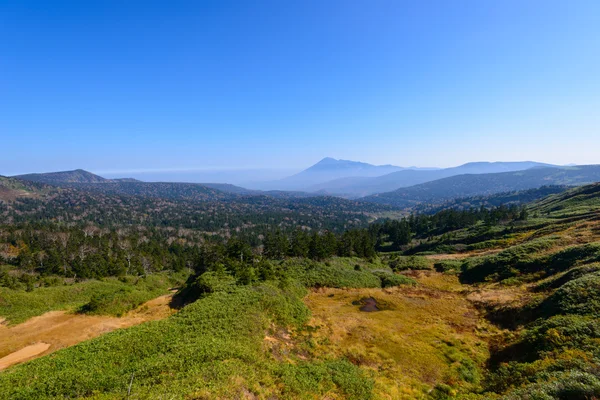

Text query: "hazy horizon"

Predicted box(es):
[6, 157, 590, 186]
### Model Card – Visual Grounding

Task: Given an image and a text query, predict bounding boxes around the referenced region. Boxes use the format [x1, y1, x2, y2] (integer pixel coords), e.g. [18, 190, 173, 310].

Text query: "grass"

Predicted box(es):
[0, 272, 187, 324]
[302, 273, 490, 399]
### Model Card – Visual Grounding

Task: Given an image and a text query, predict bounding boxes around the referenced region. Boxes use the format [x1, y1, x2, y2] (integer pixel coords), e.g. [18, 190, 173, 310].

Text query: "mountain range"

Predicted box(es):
[306, 161, 557, 197]
[248, 158, 558, 196]
[8, 159, 600, 212]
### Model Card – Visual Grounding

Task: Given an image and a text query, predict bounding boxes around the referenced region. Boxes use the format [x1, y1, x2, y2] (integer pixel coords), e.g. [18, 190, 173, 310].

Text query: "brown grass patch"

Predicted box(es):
[302, 273, 493, 399]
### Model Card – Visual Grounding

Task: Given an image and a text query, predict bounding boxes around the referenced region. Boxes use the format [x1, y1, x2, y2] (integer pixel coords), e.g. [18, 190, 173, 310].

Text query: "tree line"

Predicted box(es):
[369, 204, 528, 250]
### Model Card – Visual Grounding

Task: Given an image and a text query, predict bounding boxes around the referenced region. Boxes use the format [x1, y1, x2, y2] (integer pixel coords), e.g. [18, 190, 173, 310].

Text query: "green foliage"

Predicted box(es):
[373, 271, 416, 288]
[78, 274, 178, 316]
[194, 270, 237, 295]
[0, 283, 372, 399]
[460, 236, 560, 283]
[501, 371, 600, 400]
[536, 263, 600, 291]
[388, 255, 432, 271]
[284, 258, 383, 289]
[0, 272, 185, 324]
[279, 360, 373, 399]
[541, 271, 600, 317]
[281, 257, 415, 289]
[434, 260, 463, 273]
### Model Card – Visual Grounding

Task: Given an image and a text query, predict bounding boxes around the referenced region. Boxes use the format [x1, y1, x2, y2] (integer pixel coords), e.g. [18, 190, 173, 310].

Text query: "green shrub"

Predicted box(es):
[501, 371, 600, 400]
[434, 260, 463, 273]
[283, 258, 383, 289]
[536, 263, 600, 291]
[388, 255, 431, 271]
[279, 360, 373, 399]
[0, 272, 186, 324]
[541, 272, 600, 317]
[460, 237, 560, 283]
[372, 271, 416, 288]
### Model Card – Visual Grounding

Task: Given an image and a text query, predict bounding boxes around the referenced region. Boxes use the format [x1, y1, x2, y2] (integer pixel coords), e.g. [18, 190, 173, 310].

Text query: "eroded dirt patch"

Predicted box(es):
[0, 294, 175, 370]
[0, 343, 50, 370]
[358, 297, 379, 312]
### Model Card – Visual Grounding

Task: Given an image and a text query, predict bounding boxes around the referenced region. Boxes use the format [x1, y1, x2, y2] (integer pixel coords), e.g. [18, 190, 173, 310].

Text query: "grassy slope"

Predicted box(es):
[417, 184, 600, 399]
[0, 282, 374, 400]
[0, 273, 187, 324]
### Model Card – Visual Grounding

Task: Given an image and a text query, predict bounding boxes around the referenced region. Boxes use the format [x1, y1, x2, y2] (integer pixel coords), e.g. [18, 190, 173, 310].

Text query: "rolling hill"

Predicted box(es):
[0, 176, 48, 202]
[361, 165, 600, 208]
[14, 169, 116, 184]
[12, 169, 316, 199]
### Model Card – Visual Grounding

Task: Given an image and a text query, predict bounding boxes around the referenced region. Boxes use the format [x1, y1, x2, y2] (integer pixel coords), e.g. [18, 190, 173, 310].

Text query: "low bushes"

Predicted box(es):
[282, 258, 415, 289]
[460, 238, 599, 284]
[541, 271, 600, 317]
[388, 255, 432, 271]
[0, 283, 373, 399]
[372, 270, 416, 287]
[434, 260, 463, 273]
[0, 272, 186, 324]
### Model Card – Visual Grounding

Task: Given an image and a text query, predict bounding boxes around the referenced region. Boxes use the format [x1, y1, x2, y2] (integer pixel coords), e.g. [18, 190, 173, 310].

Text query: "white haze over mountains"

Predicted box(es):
[243, 158, 558, 196]
[100, 168, 297, 186]
[101, 157, 562, 198]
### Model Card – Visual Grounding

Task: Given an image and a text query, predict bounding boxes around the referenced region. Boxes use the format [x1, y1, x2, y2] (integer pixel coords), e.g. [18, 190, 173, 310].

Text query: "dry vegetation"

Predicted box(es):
[302, 273, 494, 399]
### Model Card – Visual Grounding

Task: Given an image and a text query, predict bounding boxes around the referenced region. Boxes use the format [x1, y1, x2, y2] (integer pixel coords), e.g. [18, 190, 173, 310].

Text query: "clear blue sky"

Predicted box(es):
[2, 0, 599, 176]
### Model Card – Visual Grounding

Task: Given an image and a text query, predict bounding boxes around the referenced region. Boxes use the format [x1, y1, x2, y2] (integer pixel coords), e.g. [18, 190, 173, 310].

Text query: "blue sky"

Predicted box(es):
[1, 0, 599, 177]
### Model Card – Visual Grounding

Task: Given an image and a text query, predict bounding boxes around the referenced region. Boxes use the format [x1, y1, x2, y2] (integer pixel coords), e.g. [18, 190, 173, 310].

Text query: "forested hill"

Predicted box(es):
[13, 169, 317, 199]
[0, 176, 49, 202]
[56, 181, 246, 202]
[411, 185, 569, 214]
[362, 165, 600, 208]
[1, 181, 396, 239]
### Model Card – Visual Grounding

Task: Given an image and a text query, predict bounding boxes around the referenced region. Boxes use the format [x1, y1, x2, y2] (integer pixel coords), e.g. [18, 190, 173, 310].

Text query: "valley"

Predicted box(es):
[1, 170, 600, 399]
[4, 3, 598, 398]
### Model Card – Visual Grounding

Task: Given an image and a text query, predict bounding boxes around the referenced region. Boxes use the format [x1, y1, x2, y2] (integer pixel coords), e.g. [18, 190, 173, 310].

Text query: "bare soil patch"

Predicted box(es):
[0, 294, 175, 371]
[0, 343, 50, 370]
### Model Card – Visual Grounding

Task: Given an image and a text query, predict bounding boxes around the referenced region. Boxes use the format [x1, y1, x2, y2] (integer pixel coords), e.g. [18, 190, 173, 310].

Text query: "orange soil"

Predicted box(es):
[0, 294, 175, 371]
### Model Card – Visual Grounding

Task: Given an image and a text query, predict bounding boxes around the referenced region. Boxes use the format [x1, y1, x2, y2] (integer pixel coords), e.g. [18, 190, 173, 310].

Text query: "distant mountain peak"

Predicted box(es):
[316, 157, 338, 164]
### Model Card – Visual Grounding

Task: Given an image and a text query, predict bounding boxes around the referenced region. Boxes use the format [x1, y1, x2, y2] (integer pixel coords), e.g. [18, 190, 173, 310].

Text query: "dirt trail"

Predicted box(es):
[0, 343, 51, 370]
[424, 249, 501, 261]
[0, 294, 175, 371]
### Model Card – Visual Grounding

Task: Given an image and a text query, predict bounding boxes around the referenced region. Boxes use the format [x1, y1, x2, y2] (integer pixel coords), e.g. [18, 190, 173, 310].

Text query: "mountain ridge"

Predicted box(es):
[248, 157, 438, 191]
[308, 161, 558, 197]
[361, 165, 600, 208]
